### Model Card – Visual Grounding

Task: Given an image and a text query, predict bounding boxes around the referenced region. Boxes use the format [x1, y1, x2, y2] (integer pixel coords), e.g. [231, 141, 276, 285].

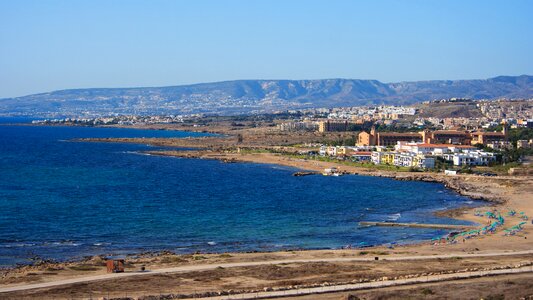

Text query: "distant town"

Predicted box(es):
[33, 98, 533, 174]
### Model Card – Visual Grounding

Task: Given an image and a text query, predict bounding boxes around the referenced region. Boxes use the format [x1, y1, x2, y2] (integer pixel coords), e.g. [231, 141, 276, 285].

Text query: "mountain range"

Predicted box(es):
[1, 75, 531, 117]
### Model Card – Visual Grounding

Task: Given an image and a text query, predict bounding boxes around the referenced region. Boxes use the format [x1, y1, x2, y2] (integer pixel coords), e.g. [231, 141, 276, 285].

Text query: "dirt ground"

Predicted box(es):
[2, 254, 532, 299]
[284, 273, 533, 300]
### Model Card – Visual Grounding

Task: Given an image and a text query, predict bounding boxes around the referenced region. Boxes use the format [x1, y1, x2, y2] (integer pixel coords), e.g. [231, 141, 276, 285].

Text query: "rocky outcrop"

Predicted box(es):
[292, 171, 319, 176]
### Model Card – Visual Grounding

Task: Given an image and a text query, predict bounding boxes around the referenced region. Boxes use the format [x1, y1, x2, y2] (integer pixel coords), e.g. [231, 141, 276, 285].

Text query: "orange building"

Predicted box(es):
[471, 131, 506, 145]
[357, 127, 422, 146]
[421, 130, 472, 145]
[358, 127, 507, 147]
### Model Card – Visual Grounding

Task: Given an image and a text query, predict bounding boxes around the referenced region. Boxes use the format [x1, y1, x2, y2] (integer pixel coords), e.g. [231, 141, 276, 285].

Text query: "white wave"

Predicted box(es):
[121, 151, 149, 156]
[0, 243, 36, 248]
[50, 241, 81, 247]
[387, 213, 401, 221]
[93, 242, 110, 246]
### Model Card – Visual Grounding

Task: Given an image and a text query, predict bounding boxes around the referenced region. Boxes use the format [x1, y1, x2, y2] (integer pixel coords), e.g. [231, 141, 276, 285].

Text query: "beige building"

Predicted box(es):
[318, 120, 352, 132]
[470, 127, 507, 146]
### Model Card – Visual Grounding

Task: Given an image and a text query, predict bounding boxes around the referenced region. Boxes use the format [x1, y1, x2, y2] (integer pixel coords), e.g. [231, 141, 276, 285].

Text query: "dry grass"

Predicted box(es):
[3, 255, 532, 299]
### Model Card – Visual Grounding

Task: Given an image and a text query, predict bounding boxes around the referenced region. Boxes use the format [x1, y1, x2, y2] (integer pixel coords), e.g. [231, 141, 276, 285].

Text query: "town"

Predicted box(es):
[273, 99, 533, 173]
[33, 98, 533, 174]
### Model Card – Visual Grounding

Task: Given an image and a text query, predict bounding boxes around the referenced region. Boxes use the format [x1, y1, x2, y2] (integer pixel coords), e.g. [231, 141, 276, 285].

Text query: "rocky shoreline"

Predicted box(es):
[379, 173, 504, 203]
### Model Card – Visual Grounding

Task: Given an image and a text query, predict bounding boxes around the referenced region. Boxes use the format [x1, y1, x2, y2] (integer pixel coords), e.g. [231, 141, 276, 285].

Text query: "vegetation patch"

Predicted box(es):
[421, 287, 435, 295]
[193, 255, 208, 260]
[160, 256, 187, 264]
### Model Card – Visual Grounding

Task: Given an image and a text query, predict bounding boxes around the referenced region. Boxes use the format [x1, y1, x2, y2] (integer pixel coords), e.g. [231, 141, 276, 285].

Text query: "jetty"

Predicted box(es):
[359, 221, 475, 230]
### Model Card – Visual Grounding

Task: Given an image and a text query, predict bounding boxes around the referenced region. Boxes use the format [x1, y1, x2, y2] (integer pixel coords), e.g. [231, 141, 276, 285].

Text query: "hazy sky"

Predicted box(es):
[0, 0, 531, 98]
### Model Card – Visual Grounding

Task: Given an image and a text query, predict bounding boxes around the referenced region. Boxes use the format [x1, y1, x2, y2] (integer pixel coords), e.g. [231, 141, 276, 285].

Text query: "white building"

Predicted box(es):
[319, 146, 327, 156]
[395, 142, 477, 155]
[387, 141, 496, 167]
[326, 146, 338, 156]
[452, 151, 496, 166]
[371, 151, 435, 169]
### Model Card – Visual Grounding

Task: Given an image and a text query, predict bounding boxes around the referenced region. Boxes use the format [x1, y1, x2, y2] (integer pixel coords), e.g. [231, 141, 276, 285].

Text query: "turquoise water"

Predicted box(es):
[0, 119, 481, 266]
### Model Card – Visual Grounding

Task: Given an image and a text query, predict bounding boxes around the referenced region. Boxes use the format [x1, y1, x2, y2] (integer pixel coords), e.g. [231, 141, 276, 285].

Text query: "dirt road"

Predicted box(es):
[192, 265, 533, 300]
[2, 250, 532, 294]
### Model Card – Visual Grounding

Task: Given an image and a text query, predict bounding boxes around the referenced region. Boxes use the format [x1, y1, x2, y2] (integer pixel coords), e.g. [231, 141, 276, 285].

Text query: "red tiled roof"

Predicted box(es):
[378, 132, 421, 137]
[409, 143, 476, 148]
[452, 145, 478, 148]
[433, 130, 469, 135]
[472, 132, 504, 136]
[353, 151, 372, 155]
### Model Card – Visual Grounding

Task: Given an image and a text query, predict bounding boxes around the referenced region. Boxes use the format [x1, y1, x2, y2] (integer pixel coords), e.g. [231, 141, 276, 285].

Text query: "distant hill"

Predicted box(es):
[0, 75, 531, 117]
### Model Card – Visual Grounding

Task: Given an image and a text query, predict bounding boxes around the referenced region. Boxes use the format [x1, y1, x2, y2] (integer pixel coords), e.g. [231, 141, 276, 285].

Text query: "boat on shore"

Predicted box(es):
[323, 167, 343, 176]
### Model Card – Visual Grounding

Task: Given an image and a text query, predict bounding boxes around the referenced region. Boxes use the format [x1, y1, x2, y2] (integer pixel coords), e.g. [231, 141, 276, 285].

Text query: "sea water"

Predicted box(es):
[0, 119, 481, 266]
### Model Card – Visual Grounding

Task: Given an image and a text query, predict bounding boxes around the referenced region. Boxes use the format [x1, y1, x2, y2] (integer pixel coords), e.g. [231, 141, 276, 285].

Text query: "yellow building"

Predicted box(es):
[382, 153, 395, 164]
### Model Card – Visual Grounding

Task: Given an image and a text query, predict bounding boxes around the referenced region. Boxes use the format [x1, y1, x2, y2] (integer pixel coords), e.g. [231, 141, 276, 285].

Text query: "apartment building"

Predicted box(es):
[452, 151, 497, 166]
[318, 120, 352, 132]
[371, 151, 435, 169]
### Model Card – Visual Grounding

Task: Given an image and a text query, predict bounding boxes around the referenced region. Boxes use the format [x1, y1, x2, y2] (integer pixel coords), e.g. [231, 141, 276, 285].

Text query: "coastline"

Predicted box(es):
[17, 133, 533, 250]
[80, 136, 532, 249]
[1, 128, 532, 299]
[133, 149, 532, 247]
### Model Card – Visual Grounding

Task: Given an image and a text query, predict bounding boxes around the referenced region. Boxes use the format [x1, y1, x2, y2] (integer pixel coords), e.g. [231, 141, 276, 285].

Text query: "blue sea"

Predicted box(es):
[0, 118, 481, 266]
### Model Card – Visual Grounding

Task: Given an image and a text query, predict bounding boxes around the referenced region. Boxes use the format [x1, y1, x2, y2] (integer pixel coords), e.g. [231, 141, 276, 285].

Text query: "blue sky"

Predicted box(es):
[0, 0, 531, 98]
